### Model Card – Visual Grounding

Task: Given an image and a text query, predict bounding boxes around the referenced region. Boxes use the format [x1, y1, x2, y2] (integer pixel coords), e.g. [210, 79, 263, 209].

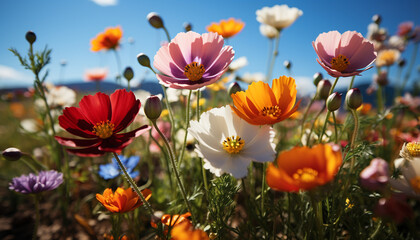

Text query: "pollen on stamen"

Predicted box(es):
[184, 62, 205, 81]
[261, 105, 281, 118]
[92, 120, 115, 139]
[292, 168, 319, 183]
[222, 136, 245, 154]
[330, 54, 350, 72]
[406, 142, 420, 157]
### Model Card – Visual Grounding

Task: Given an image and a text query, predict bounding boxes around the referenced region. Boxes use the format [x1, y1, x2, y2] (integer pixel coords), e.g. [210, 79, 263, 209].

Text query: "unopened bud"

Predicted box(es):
[346, 88, 363, 109]
[327, 92, 342, 112]
[147, 12, 164, 29]
[123, 67, 134, 81]
[144, 95, 162, 120]
[313, 72, 323, 86]
[2, 147, 22, 161]
[228, 82, 242, 96]
[372, 14, 382, 25]
[184, 22, 192, 32]
[283, 60, 292, 70]
[316, 79, 332, 100]
[137, 53, 151, 68]
[25, 31, 36, 44]
[374, 70, 389, 86]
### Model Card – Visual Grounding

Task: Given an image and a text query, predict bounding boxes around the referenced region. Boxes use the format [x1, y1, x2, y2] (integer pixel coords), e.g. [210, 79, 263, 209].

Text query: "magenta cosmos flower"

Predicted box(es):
[153, 31, 235, 90]
[55, 89, 150, 157]
[313, 31, 377, 78]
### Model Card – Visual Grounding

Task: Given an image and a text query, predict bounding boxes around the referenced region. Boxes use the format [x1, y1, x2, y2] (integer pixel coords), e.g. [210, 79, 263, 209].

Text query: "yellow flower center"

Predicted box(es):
[330, 54, 350, 72]
[222, 136, 245, 154]
[184, 62, 205, 81]
[104, 193, 115, 204]
[406, 142, 420, 157]
[292, 168, 319, 183]
[92, 120, 115, 139]
[261, 105, 281, 118]
[378, 50, 398, 66]
[410, 176, 420, 193]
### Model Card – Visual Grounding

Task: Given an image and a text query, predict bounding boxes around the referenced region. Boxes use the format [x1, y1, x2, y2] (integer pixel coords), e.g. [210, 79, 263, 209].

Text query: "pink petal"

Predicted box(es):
[200, 32, 225, 67]
[337, 31, 364, 58]
[347, 40, 377, 71]
[204, 46, 235, 76]
[153, 45, 185, 78]
[314, 31, 342, 60]
[55, 136, 101, 148]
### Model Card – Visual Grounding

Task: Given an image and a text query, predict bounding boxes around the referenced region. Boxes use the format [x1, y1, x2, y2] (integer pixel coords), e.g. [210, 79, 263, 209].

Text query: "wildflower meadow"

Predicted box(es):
[1, 1, 420, 240]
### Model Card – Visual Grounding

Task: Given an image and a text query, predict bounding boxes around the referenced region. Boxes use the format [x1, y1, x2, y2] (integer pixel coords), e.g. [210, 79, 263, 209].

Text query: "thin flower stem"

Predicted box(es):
[330, 77, 340, 96]
[368, 220, 382, 240]
[309, 193, 324, 240]
[150, 121, 196, 224]
[261, 162, 267, 215]
[163, 26, 171, 42]
[266, 34, 280, 82]
[318, 111, 331, 144]
[348, 75, 356, 91]
[127, 81, 131, 92]
[265, 38, 274, 82]
[300, 94, 317, 140]
[332, 111, 338, 144]
[113, 49, 122, 85]
[112, 153, 155, 217]
[349, 109, 359, 172]
[307, 104, 326, 147]
[149, 126, 173, 190]
[317, 77, 340, 143]
[177, 90, 193, 168]
[377, 85, 384, 113]
[196, 90, 209, 194]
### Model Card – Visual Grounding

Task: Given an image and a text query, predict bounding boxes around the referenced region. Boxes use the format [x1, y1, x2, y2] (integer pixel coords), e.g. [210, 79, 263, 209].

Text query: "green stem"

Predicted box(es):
[332, 111, 338, 144]
[316, 77, 339, 145]
[196, 90, 209, 194]
[177, 90, 193, 168]
[111, 214, 121, 240]
[266, 34, 280, 82]
[348, 75, 356, 91]
[310, 193, 324, 240]
[368, 220, 382, 240]
[149, 126, 173, 190]
[349, 109, 359, 172]
[377, 84, 385, 113]
[318, 111, 331, 144]
[163, 26, 171, 42]
[150, 121, 196, 224]
[261, 163, 267, 215]
[300, 94, 317, 140]
[265, 38, 274, 82]
[329, 77, 340, 96]
[306, 104, 326, 147]
[112, 153, 154, 217]
[33, 194, 40, 240]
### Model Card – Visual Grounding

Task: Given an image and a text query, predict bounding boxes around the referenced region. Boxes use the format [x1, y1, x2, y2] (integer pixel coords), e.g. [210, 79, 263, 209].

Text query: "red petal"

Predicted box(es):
[66, 146, 105, 157]
[79, 92, 112, 125]
[110, 89, 141, 133]
[99, 125, 151, 152]
[55, 136, 101, 148]
[59, 107, 96, 138]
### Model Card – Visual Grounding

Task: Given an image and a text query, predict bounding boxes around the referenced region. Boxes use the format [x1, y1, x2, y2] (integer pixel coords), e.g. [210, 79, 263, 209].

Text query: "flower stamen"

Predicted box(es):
[406, 142, 420, 157]
[293, 168, 319, 183]
[331, 54, 350, 72]
[184, 62, 205, 81]
[410, 176, 420, 193]
[92, 120, 115, 139]
[261, 105, 281, 118]
[222, 136, 245, 154]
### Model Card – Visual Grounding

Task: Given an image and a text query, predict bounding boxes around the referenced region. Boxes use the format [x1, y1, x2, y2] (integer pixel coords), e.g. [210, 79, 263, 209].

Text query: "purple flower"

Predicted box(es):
[360, 158, 389, 191]
[9, 170, 63, 194]
[153, 31, 234, 90]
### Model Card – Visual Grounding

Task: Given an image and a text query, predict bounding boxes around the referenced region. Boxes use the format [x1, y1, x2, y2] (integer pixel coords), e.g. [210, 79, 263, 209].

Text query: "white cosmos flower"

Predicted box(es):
[35, 83, 76, 110]
[259, 24, 279, 39]
[256, 5, 303, 30]
[390, 157, 420, 198]
[229, 56, 248, 71]
[188, 106, 276, 179]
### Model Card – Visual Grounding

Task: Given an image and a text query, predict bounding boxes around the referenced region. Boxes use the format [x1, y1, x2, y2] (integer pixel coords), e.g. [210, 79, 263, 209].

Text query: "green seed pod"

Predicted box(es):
[184, 22, 192, 32]
[327, 92, 342, 112]
[2, 147, 22, 161]
[147, 12, 164, 29]
[313, 72, 323, 86]
[137, 53, 151, 68]
[123, 67, 134, 81]
[25, 31, 36, 44]
[316, 79, 332, 100]
[144, 95, 162, 120]
[346, 88, 363, 109]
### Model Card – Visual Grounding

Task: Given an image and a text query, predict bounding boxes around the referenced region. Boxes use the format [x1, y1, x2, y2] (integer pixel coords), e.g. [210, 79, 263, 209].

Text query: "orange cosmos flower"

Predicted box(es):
[96, 187, 151, 213]
[231, 76, 300, 125]
[170, 221, 209, 240]
[206, 18, 245, 39]
[266, 144, 342, 192]
[91, 26, 123, 52]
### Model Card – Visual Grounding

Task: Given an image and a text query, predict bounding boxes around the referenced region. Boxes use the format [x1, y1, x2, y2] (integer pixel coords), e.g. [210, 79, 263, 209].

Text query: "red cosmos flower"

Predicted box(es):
[55, 89, 150, 157]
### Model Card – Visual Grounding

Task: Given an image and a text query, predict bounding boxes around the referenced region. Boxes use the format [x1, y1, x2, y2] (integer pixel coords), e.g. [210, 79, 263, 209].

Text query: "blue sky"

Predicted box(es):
[0, 0, 419, 95]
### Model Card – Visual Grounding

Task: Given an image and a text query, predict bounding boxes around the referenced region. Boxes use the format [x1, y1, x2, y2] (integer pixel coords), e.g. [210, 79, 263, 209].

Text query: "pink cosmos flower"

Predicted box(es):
[153, 31, 235, 90]
[312, 31, 377, 78]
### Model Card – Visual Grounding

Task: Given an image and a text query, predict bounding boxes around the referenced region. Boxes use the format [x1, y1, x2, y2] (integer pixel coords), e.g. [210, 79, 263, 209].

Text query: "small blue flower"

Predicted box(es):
[98, 155, 140, 180]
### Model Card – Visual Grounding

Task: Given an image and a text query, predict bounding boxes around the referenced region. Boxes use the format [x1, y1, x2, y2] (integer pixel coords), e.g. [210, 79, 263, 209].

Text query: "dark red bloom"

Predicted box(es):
[55, 89, 150, 157]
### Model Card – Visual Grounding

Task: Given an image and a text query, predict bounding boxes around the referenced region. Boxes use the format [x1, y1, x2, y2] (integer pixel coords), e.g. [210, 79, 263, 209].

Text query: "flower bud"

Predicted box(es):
[228, 82, 242, 96]
[184, 22, 192, 32]
[327, 92, 342, 111]
[313, 72, 323, 86]
[147, 12, 164, 29]
[283, 60, 291, 70]
[372, 14, 382, 25]
[2, 147, 22, 161]
[360, 158, 389, 191]
[346, 88, 363, 109]
[25, 31, 36, 44]
[144, 95, 162, 120]
[316, 79, 332, 100]
[123, 67, 134, 81]
[137, 53, 151, 68]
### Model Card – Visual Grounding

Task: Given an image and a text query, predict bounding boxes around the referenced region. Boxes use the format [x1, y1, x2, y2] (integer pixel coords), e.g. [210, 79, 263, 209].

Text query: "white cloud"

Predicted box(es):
[90, 0, 118, 6]
[0, 65, 33, 87]
[294, 76, 316, 97]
